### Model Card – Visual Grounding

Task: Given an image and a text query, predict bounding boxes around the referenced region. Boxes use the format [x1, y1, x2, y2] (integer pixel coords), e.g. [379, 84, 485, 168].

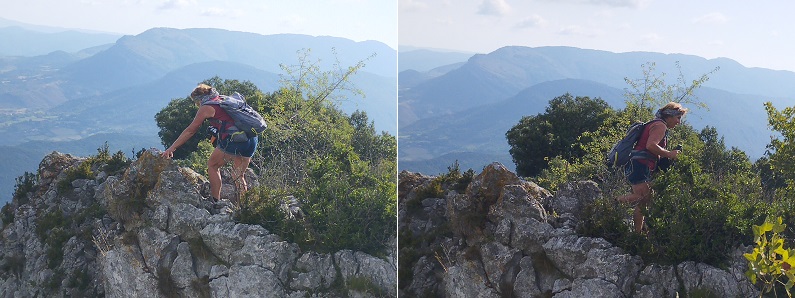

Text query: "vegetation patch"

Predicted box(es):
[12, 171, 37, 205]
[0, 254, 25, 277]
[190, 276, 212, 298]
[158, 67, 396, 256]
[156, 266, 180, 298]
[1, 203, 13, 226]
[57, 143, 131, 194]
[345, 276, 388, 297]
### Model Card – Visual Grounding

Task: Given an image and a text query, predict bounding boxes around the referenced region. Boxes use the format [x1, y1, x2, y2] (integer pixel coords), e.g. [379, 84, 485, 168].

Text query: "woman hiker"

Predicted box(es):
[160, 84, 258, 206]
[617, 102, 687, 233]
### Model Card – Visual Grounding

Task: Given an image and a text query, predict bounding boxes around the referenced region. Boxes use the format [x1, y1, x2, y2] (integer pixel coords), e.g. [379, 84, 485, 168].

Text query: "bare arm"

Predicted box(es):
[160, 105, 215, 159]
[645, 121, 679, 159]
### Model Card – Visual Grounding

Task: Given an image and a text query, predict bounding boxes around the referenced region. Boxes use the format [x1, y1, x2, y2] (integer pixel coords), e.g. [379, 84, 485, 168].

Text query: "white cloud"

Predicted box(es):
[281, 14, 306, 27]
[692, 12, 729, 25]
[539, 0, 649, 9]
[515, 15, 548, 29]
[201, 7, 243, 18]
[638, 33, 662, 45]
[558, 25, 600, 37]
[478, 0, 511, 17]
[400, 0, 428, 12]
[157, 0, 195, 10]
[587, 0, 649, 8]
[434, 17, 454, 26]
[706, 39, 724, 47]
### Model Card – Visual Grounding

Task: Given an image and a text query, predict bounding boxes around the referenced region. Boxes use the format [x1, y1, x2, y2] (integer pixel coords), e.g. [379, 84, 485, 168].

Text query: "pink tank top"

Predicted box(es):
[633, 119, 667, 169]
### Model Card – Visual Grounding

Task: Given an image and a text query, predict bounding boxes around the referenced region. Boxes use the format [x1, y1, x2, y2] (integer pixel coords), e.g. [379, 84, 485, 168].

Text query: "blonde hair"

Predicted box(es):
[190, 84, 213, 100]
[657, 102, 688, 118]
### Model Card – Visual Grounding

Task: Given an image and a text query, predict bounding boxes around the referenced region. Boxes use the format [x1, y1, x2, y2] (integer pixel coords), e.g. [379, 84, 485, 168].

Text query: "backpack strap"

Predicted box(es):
[201, 99, 239, 139]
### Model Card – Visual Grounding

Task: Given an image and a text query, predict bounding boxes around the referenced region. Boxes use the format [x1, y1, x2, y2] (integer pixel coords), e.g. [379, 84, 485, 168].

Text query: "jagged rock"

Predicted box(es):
[170, 242, 199, 296]
[543, 234, 642, 295]
[443, 263, 500, 298]
[399, 162, 759, 297]
[553, 278, 622, 298]
[551, 181, 601, 227]
[479, 241, 522, 295]
[103, 246, 160, 298]
[513, 256, 542, 297]
[291, 252, 337, 291]
[634, 264, 679, 298]
[1, 150, 397, 297]
[451, 163, 509, 241]
[335, 249, 397, 295]
[486, 183, 555, 254]
[210, 264, 286, 298]
[677, 261, 756, 298]
[405, 255, 442, 295]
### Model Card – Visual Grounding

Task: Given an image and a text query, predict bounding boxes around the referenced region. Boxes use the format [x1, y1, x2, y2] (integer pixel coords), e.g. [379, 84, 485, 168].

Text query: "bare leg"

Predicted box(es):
[207, 148, 227, 201]
[618, 182, 652, 233]
[231, 156, 251, 205]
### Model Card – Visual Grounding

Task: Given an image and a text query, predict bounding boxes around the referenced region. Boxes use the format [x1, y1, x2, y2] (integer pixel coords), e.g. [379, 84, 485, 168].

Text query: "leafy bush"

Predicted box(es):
[57, 158, 95, 193]
[506, 94, 615, 177]
[35, 209, 73, 269]
[579, 122, 767, 267]
[237, 188, 309, 246]
[102, 149, 131, 176]
[156, 52, 396, 255]
[1, 202, 13, 227]
[744, 216, 795, 297]
[510, 63, 784, 269]
[57, 143, 131, 193]
[13, 171, 37, 204]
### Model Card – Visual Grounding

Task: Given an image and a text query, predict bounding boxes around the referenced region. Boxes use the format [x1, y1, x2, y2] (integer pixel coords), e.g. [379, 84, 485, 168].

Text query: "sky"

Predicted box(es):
[1, 0, 397, 49]
[399, 0, 795, 72]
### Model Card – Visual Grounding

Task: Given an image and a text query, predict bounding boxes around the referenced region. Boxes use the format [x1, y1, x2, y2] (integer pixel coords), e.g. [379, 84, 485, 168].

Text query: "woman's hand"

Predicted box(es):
[667, 149, 680, 160]
[161, 147, 175, 159]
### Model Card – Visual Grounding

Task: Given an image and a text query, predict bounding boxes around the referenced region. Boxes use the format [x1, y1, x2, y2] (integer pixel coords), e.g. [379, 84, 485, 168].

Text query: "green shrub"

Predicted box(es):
[345, 276, 388, 297]
[13, 171, 37, 204]
[0, 253, 25, 277]
[744, 216, 795, 297]
[35, 209, 75, 269]
[67, 268, 91, 290]
[237, 188, 310, 245]
[414, 161, 474, 202]
[239, 154, 396, 256]
[102, 150, 131, 176]
[1, 203, 13, 226]
[57, 159, 94, 194]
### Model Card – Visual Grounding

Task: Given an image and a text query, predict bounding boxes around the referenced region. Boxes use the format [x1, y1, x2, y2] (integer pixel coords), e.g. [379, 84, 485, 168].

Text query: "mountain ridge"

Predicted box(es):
[0, 27, 397, 204]
[398, 46, 794, 175]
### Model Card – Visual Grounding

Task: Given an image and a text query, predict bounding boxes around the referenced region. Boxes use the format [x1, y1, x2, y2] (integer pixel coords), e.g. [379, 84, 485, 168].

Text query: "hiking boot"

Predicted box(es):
[210, 199, 235, 215]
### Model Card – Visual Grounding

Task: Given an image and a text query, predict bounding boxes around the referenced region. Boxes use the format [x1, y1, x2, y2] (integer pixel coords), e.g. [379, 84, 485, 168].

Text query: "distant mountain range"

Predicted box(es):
[0, 23, 397, 204]
[398, 46, 795, 175]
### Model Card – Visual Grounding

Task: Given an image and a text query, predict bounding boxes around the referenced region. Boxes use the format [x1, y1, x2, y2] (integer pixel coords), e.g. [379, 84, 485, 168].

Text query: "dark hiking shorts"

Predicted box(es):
[625, 159, 652, 185]
[218, 135, 258, 158]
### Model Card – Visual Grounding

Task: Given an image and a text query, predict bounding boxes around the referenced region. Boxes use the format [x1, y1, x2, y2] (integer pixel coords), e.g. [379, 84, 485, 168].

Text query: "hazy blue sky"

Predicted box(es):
[400, 0, 795, 72]
[2, 0, 397, 49]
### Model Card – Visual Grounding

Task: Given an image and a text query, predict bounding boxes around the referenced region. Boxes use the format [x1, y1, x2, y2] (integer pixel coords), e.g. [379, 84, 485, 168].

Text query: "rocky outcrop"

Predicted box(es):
[398, 162, 758, 297]
[0, 150, 396, 297]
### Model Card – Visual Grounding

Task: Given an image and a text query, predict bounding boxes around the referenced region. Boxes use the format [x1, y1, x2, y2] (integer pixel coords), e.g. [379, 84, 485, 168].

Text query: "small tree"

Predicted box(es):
[763, 102, 795, 190]
[506, 93, 615, 177]
[745, 216, 795, 297]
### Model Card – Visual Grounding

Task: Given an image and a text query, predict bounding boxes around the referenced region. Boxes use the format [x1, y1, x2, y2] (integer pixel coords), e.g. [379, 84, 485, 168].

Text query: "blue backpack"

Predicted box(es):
[202, 92, 267, 142]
